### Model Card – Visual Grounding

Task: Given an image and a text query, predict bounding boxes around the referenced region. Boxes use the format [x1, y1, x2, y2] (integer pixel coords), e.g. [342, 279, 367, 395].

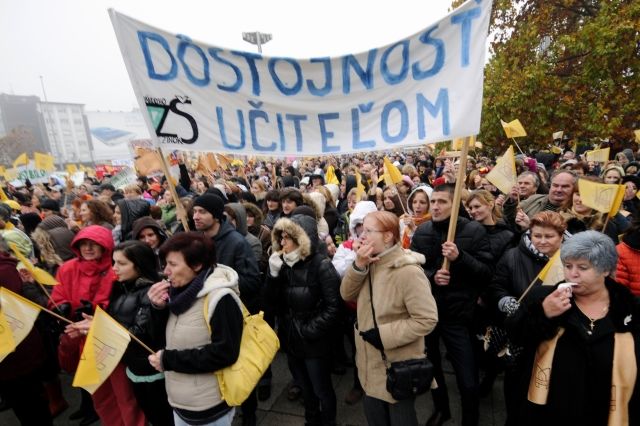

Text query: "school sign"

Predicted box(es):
[110, 0, 492, 155]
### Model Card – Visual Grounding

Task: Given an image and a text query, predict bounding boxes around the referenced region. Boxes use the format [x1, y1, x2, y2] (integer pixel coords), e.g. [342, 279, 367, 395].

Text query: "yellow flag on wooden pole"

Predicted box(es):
[537, 251, 565, 286]
[485, 146, 517, 195]
[72, 307, 131, 394]
[578, 179, 625, 216]
[634, 130, 640, 143]
[501, 119, 527, 138]
[0, 287, 42, 362]
[66, 164, 78, 174]
[585, 147, 610, 163]
[8, 242, 58, 286]
[383, 157, 403, 186]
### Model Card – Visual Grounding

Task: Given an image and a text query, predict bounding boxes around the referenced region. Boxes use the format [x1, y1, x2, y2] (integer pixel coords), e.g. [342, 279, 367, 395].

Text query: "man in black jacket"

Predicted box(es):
[192, 194, 261, 313]
[410, 184, 493, 426]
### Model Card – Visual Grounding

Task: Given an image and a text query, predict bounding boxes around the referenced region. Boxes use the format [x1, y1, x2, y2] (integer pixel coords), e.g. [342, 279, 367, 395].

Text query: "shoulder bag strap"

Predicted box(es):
[368, 269, 389, 367]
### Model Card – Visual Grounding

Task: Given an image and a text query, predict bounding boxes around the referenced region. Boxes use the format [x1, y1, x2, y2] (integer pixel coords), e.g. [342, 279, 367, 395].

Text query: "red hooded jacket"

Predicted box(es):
[51, 225, 115, 313]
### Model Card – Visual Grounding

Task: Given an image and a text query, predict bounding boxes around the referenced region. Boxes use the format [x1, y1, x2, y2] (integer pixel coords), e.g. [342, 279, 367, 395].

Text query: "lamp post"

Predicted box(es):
[242, 31, 272, 53]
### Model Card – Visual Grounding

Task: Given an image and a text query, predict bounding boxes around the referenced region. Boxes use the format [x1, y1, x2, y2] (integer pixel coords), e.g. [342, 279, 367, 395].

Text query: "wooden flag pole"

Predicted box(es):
[602, 215, 611, 234]
[517, 276, 540, 304]
[442, 136, 471, 271]
[128, 332, 155, 354]
[156, 147, 190, 231]
[511, 137, 526, 156]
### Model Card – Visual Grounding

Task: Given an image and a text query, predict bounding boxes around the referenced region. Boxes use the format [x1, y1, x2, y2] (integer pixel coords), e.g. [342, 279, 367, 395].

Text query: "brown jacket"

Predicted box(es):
[341, 244, 438, 403]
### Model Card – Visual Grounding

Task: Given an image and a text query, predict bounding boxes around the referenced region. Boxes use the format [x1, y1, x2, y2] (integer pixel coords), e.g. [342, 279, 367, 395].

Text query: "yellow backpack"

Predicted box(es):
[204, 290, 280, 406]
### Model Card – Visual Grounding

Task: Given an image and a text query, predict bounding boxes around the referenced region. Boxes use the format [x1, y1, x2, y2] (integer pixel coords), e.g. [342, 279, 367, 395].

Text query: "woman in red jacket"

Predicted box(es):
[616, 219, 640, 296]
[50, 225, 117, 425]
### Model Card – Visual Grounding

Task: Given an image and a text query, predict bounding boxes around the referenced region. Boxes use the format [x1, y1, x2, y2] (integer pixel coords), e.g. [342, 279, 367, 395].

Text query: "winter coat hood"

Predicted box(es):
[116, 198, 151, 241]
[226, 203, 248, 236]
[131, 216, 168, 245]
[70, 225, 114, 262]
[348, 201, 378, 236]
[272, 215, 318, 260]
[306, 192, 326, 218]
[407, 185, 433, 215]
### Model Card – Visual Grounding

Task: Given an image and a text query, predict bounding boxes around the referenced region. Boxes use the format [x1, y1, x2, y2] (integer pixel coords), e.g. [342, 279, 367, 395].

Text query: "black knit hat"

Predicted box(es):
[193, 194, 225, 221]
[40, 198, 60, 212]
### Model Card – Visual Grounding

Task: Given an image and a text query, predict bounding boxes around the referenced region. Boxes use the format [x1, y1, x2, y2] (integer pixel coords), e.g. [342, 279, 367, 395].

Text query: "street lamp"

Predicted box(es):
[242, 31, 272, 53]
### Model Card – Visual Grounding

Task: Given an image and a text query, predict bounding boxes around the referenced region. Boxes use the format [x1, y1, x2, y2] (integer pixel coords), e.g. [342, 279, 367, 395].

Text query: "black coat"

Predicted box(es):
[108, 277, 164, 376]
[410, 216, 493, 324]
[506, 279, 640, 425]
[485, 234, 549, 318]
[213, 220, 261, 313]
[265, 215, 341, 358]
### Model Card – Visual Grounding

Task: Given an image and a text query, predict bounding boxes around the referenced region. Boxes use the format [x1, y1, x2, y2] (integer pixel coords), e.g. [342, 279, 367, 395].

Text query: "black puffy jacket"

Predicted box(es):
[410, 216, 493, 324]
[265, 215, 341, 358]
[108, 277, 165, 376]
[484, 233, 549, 319]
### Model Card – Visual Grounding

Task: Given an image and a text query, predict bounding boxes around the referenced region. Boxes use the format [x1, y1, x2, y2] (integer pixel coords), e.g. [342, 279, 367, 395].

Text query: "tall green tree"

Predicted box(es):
[471, 0, 639, 151]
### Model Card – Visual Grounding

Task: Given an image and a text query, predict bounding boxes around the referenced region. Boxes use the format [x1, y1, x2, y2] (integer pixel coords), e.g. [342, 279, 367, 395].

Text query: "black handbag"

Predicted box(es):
[368, 270, 434, 400]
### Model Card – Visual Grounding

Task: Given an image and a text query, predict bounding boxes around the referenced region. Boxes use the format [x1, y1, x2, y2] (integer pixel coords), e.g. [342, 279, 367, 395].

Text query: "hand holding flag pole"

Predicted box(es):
[442, 136, 471, 271]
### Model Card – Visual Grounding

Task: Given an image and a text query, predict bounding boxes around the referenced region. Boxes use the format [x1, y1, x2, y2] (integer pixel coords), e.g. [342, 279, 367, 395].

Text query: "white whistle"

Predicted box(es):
[557, 282, 577, 296]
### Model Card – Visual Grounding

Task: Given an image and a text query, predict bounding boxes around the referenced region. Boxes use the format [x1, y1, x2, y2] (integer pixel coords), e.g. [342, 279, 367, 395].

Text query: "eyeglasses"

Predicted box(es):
[361, 229, 384, 236]
[280, 234, 292, 241]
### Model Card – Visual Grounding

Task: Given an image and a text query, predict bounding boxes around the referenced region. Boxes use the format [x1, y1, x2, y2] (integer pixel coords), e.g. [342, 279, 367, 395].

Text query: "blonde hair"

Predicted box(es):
[31, 228, 63, 266]
[466, 189, 502, 220]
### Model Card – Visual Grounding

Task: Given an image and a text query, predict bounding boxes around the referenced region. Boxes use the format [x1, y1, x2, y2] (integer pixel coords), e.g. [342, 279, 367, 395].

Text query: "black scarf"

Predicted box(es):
[168, 268, 210, 315]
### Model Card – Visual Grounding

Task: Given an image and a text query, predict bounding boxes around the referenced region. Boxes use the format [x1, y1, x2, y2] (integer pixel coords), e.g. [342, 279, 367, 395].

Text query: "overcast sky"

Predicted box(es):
[1, 0, 454, 111]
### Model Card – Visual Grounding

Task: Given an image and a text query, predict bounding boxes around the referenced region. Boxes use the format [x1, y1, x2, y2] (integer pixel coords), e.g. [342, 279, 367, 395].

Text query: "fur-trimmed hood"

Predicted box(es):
[301, 193, 323, 220]
[271, 215, 318, 260]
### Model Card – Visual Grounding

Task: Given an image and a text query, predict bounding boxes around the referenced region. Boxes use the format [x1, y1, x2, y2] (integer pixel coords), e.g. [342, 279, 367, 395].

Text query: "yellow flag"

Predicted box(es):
[578, 179, 625, 217]
[452, 138, 464, 150]
[537, 251, 565, 286]
[0, 166, 5, 179]
[585, 147, 610, 163]
[485, 146, 517, 195]
[355, 172, 366, 202]
[66, 164, 78, 174]
[72, 307, 131, 394]
[325, 166, 340, 185]
[552, 131, 564, 140]
[12, 153, 28, 169]
[0, 287, 42, 362]
[383, 157, 403, 185]
[635, 130, 640, 143]
[8, 242, 58, 286]
[501, 119, 527, 138]
[0, 185, 8, 202]
[34, 152, 55, 171]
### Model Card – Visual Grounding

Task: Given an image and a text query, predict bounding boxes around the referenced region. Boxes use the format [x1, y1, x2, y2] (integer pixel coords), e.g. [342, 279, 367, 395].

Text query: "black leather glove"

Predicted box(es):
[73, 299, 94, 322]
[54, 302, 72, 319]
[360, 328, 383, 350]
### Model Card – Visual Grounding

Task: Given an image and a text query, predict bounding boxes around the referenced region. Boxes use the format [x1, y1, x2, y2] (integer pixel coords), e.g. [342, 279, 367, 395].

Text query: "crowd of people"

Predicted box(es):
[1, 142, 640, 426]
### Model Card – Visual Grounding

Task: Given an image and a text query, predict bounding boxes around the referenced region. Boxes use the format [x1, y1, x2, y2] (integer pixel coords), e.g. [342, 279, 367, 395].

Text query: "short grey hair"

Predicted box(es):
[560, 230, 617, 274]
[517, 171, 540, 188]
[550, 169, 578, 185]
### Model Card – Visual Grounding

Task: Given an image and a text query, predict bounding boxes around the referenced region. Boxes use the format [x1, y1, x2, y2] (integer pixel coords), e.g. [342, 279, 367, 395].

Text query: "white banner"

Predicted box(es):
[108, 167, 138, 189]
[110, 0, 492, 155]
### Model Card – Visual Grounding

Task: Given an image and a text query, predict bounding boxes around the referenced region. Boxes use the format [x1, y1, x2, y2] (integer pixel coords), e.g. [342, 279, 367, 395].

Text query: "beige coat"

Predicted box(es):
[341, 244, 438, 403]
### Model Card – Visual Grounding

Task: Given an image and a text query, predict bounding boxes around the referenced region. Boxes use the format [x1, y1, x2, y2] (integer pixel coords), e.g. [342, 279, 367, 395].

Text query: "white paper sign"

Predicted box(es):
[110, 0, 492, 155]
